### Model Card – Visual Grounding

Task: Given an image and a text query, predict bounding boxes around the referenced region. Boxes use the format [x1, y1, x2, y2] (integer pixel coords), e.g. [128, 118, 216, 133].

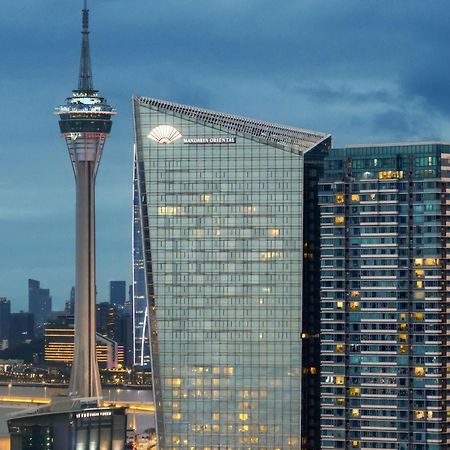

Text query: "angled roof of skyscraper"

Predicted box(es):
[134, 96, 330, 153]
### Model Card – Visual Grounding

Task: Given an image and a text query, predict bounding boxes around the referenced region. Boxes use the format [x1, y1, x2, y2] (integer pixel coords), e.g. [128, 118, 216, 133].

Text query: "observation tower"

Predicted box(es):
[55, 0, 116, 400]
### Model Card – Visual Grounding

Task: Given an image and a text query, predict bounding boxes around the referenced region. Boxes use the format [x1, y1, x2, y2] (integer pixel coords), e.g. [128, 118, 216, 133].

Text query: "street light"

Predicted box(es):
[8, 383, 12, 398]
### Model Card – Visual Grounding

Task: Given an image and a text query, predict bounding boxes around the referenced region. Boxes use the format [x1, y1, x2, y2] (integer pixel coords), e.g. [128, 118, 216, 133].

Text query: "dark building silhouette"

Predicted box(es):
[65, 286, 75, 315]
[9, 312, 34, 347]
[28, 279, 52, 333]
[109, 281, 126, 308]
[0, 297, 11, 349]
[96, 302, 118, 341]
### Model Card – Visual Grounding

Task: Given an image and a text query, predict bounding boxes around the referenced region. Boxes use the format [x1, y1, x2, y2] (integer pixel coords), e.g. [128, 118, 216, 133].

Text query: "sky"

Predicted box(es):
[1, 0, 450, 310]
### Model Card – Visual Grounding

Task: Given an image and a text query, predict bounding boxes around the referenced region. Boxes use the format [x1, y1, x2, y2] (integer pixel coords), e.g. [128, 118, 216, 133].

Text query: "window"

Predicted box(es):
[335, 216, 345, 225]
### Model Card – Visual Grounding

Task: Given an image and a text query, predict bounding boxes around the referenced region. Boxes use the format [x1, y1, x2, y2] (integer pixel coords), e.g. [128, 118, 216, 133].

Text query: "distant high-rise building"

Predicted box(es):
[132, 150, 151, 367]
[319, 142, 449, 449]
[65, 286, 75, 315]
[28, 279, 52, 333]
[0, 297, 11, 349]
[133, 96, 330, 449]
[9, 312, 34, 347]
[96, 302, 118, 341]
[109, 281, 126, 308]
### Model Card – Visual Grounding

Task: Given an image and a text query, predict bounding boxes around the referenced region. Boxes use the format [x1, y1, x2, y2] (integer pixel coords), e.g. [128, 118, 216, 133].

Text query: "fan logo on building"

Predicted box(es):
[148, 125, 182, 144]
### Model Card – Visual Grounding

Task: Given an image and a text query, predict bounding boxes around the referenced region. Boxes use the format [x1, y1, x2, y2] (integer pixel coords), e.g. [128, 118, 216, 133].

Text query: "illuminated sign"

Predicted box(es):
[75, 410, 112, 419]
[183, 137, 236, 144]
[148, 125, 182, 144]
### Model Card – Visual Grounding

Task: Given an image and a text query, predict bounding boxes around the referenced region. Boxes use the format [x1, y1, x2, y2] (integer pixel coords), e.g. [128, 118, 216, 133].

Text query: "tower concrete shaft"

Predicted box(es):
[56, 0, 115, 401]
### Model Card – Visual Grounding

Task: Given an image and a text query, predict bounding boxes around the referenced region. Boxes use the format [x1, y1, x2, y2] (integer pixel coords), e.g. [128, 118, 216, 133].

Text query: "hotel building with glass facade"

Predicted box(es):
[319, 142, 449, 449]
[133, 96, 330, 449]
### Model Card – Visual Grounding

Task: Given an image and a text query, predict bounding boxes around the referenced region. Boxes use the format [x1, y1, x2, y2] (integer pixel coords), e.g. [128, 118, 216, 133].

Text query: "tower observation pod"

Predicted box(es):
[55, 0, 116, 401]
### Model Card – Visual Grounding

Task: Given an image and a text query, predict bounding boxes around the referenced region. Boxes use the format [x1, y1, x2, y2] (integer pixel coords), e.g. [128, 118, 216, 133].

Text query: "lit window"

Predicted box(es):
[350, 301, 360, 310]
[352, 441, 359, 448]
[336, 376, 344, 385]
[416, 280, 424, 288]
[336, 194, 344, 204]
[172, 436, 181, 444]
[349, 387, 360, 396]
[415, 367, 425, 376]
[351, 194, 360, 202]
[336, 301, 344, 309]
[335, 216, 345, 225]
[336, 343, 344, 353]
[212, 413, 220, 420]
[172, 413, 183, 420]
[213, 367, 220, 375]
[351, 291, 360, 298]
[399, 323, 407, 331]
[244, 206, 257, 214]
[214, 229, 221, 237]
[310, 367, 317, 375]
[424, 258, 439, 266]
[336, 398, 345, 405]
[239, 413, 249, 421]
[400, 345, 407, 353]
[370, 193, 376, 200]
[378, 170, 403, 180]
[416, 410, 425, 419]
[352, 409, 359, 417]
[167, 378, 182, 386]
[157, 206, 184, 216]
[212, 424, 220, 432]
[270, 228, 281, 237]
[259, 425, 268, 432]
[415, 269, 424, 277]
[260, 251, 283, 261]
[427, 411, 433, 419]
[399, 334, 407, 343]
[224, 367, 234, 375]
[201, 194, 211, 202]
[414, 258, 423, 267]
[415, 312, 424, 321]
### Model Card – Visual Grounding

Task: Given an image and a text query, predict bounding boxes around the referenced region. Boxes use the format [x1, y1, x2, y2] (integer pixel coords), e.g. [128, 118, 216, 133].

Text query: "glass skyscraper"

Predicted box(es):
[133, 96, 330, 449]
[319, 142, 449, 449]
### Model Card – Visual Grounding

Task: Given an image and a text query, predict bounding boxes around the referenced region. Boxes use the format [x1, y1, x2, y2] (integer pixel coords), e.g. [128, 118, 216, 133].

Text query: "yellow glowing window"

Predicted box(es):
[415, 269, 424, 277]
[378, 170, 404, 180]
[288, 437, 299, 445]
[350, 301, 360, 310]
[213, 379, 220, 386]
[336, 194, 344, 204]
[400, 345, 407, 353]
[310, 367, 317, 375]
[336, 398, 345, 405]
[414, 258, 423, 267]
[167, 378, 182, 386]
[336, 376, 344, 385]
[158, 206, 184, 216]
[351, 194, 360, 202]
[352, 441, 359, 448]
[351, 291, 360, 298]
[400, 313, 406, 321]
[336, 344, 344, 353]
[260, 425, 268, 432]
[416, 280, 424, 288]
[193, 229, 204, 237]
[244, 206, 257, 214]
[201, 194, 211, 202]
[270, 228, 281, 237]
[370, 193, 376, 200]
[224, 367, 234, 375]
[172, 402, 180, 409]
[352, 409, 360, 417]
[399, 323, 407, 330]
[260, 251, 283, 261]
[424, 258, 439, 266]
[416, 410, 425, 419]
[427, 411, 433, 419]
[212, 413, 220, 420]
[212, 424, 220, 432]
[349, 387, 360, 396]
[415, 367, 425, 376]
[213, 367, 220, 375]
[214, 229, 221, 237]
[399, 334, 407, 343]
[415, 312, 424, 321]
[336, 301, 344, 309]
[239, 413, 249, 421]
[238, 425, 249, 432]
[250, 437, 259, 444]
[172, 413, 183, 420]
[335, 216, 345, 225]
[172, 436, 181, 444]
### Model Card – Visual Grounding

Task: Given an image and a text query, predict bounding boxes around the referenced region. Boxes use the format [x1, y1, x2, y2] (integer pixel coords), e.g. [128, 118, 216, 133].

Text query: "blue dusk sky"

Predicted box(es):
[1, 0, 450, 310]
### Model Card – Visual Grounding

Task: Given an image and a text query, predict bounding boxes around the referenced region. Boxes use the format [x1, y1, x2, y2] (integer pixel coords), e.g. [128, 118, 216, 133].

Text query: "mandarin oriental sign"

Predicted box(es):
[183, 137, 236, 144]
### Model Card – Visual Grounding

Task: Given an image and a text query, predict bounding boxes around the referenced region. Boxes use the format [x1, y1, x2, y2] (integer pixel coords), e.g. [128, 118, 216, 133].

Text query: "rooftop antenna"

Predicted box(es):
[78, 0, 93, 91]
